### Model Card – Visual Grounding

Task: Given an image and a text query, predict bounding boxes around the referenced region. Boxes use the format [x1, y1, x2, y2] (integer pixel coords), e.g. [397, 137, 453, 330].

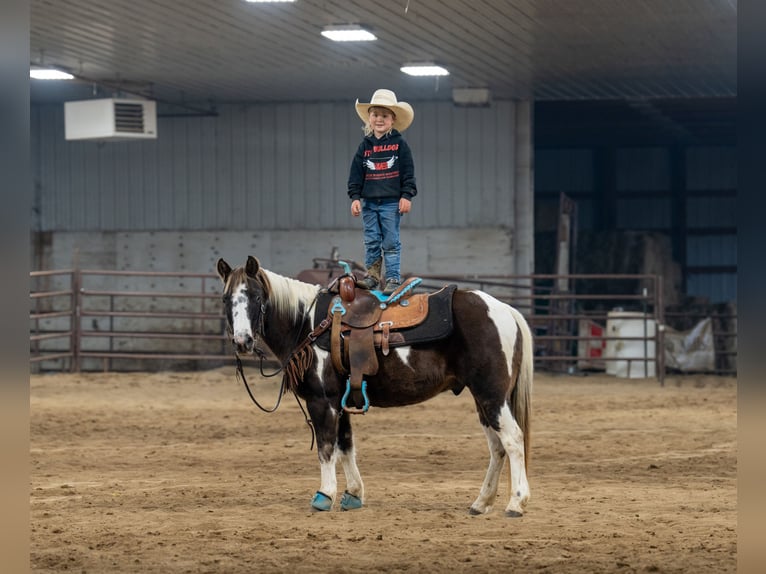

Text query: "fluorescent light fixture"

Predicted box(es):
[321, 24, 376, 42]
[30, 68, 75, 80]
[400, 63, 449, 77]
[245, 1, 295, 3]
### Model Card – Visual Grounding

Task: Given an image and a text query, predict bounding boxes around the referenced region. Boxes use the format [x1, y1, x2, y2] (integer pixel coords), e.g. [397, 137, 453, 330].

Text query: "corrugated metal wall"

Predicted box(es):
[31, 100, 735, 303]
[615, 148, 672, 229]
[535, 145, 736, 303]
[685, 146, 736, 303]
[31, 101, 517, 232]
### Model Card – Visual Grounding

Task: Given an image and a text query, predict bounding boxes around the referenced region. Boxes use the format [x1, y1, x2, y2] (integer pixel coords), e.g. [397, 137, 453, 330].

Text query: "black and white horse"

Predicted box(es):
[217, 256, 533, 516]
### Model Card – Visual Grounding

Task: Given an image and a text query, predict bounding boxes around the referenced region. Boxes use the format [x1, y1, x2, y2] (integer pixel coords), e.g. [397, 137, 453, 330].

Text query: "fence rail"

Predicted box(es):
[30, 267, 228, 372]
[30, 266, 737, 383]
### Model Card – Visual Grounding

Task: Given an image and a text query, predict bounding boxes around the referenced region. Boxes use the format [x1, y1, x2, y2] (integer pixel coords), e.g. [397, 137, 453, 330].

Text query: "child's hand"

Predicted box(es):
[351, 199, 362, 217]
[399, 198, 412, 214]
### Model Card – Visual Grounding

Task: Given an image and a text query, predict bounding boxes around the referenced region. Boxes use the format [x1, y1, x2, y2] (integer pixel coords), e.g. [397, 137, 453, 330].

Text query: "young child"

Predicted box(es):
[347, 89, 417, 295]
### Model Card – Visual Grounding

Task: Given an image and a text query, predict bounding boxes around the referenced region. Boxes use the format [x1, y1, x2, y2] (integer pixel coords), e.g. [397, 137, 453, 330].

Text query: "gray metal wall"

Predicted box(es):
[31, 101, 518, 232]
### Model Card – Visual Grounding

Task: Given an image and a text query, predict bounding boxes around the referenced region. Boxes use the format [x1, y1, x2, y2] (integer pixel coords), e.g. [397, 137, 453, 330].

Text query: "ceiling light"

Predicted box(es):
[400, 63, 449, 77]
[30, 68, 75, 80]
[321, 25, 376, 42]
[245, 1, 295, 3]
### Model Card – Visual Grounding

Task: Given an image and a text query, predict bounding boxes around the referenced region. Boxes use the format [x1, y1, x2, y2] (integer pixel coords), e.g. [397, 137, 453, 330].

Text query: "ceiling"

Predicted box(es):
[30, 0, 737, 111]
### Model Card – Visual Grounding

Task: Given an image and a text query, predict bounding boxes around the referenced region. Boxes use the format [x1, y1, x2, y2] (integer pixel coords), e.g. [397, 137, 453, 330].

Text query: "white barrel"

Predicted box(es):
[604, 311, 657, 378]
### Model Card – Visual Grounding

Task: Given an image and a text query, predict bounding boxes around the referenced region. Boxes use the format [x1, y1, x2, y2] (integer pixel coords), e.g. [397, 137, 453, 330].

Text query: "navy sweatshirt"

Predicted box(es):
[347, 129, 417, 202]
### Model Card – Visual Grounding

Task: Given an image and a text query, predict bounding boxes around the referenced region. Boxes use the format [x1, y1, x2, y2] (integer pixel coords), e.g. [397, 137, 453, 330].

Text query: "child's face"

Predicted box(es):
[368, 107, 395, 137]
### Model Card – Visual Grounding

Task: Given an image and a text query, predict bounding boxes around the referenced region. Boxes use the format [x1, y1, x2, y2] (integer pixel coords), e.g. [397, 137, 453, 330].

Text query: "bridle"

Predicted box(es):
[229, 283, 332, 450]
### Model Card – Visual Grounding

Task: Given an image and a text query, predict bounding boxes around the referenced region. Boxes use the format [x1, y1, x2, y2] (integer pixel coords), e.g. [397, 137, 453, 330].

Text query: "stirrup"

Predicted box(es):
[341, 379, 369, 414]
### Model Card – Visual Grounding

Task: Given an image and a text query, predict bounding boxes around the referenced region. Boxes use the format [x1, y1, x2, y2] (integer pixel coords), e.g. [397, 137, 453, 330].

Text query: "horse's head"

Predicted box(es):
[216, 255, 269, 356]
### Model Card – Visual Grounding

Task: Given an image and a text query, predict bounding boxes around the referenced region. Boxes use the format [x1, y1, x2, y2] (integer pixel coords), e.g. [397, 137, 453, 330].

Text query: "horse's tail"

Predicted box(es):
[508, 305, 533, 471]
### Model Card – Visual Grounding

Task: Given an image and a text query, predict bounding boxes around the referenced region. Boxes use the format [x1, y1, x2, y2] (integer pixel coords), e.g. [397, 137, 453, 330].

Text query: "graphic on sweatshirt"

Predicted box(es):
[364, 156, 397, 171]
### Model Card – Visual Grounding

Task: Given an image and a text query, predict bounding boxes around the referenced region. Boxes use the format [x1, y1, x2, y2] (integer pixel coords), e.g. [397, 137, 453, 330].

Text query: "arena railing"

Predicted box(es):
[30, 267, 231, 373]
[29, 267, 736, 383]
[416, 272, 667, 384]
[30, 269, 78, 367]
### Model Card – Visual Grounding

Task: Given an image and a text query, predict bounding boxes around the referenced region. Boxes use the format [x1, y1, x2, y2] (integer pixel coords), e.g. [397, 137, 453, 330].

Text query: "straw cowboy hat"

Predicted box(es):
[355, 89, 414, 132]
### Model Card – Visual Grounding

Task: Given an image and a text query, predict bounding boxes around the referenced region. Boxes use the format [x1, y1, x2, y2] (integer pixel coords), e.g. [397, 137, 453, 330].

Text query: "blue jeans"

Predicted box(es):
[362, 199, 401, 281]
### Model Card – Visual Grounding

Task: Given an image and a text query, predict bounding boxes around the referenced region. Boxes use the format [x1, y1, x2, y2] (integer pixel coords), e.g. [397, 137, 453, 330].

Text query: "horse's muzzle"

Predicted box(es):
[232, 332, 255, 354]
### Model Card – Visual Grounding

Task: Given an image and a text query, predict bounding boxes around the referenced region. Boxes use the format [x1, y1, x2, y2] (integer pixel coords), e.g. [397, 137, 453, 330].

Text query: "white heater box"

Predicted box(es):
[64, 98, 157, 141]
[452, 88, 491, 107]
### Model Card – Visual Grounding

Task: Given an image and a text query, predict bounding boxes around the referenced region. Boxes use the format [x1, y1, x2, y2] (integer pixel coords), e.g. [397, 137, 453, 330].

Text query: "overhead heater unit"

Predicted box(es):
[452, 88, 491, 107]
[64, 98, 157, 141]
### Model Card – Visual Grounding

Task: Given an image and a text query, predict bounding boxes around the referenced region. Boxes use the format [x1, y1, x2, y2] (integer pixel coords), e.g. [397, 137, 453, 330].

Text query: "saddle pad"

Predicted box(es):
[314, 284, 457, 352]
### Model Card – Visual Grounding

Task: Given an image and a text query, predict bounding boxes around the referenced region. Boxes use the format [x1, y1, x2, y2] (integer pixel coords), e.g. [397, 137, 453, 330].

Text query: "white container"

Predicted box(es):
[604, 311, 656, 378]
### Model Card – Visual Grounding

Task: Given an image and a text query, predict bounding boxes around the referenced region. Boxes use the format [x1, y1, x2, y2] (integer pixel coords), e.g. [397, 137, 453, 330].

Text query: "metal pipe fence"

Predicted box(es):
[30, 267, 736, 382]
[416, 272, 668, 383]
[30, 267, 231, 373]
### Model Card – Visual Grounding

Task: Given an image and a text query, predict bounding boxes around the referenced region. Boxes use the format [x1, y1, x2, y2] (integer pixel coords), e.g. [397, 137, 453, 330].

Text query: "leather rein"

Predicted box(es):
[233, 292, 332, 450]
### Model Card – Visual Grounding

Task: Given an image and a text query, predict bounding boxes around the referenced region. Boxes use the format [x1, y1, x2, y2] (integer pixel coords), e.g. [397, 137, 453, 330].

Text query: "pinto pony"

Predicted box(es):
[217, 256, 533, 516]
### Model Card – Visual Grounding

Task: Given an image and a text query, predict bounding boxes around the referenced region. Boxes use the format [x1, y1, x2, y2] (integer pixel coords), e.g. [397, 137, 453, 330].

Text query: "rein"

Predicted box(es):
[233, 292, 333, 450]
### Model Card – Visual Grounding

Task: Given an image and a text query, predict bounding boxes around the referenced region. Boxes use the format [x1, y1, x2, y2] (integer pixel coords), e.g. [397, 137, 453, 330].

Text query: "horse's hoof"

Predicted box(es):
[340, 491, 363, 511]
[504, 510, 523, 518]
[310, 491, 333, 511]
[468, 507, 483, 516]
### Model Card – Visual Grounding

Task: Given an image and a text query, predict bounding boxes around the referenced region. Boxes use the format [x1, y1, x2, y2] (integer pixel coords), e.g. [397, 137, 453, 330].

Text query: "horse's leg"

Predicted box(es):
[469, 427, 506, 515]
[469, 403, 529, 517]
[337, 413, 365, 511]
[496, 402, 530, 517]
[306, 397, 341, 511]
[464, 297, 533, 517]
[469, 403, 530, 516]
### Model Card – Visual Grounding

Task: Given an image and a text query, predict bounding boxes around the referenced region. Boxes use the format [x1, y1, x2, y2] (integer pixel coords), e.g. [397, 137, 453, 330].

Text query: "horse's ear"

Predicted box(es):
[216, 258, 232, 283]
[245, 256, 260, 278]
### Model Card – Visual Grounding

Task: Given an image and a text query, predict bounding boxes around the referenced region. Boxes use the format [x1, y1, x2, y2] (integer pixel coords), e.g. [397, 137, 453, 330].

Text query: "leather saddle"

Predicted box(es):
[314, 276, 457, 413]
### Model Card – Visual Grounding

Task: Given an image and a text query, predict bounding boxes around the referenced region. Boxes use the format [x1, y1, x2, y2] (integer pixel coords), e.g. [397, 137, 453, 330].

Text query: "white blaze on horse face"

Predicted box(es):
[473, 291, 519, 379]
[231, 283, 253, 345]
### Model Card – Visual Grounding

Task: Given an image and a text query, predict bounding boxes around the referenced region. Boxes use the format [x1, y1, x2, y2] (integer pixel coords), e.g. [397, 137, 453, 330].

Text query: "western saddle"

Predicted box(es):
[319, 269, 455, 414]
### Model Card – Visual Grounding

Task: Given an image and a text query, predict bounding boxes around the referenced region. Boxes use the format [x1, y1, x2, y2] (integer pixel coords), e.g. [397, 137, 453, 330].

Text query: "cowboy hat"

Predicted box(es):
[355, 89, 414, 132]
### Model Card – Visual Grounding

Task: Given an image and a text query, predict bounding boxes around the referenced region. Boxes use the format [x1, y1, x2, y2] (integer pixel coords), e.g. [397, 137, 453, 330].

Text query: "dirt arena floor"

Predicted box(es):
[30, 367, 736, 573]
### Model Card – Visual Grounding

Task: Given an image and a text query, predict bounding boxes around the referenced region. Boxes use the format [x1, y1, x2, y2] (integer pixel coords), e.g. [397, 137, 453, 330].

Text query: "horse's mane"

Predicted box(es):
[260, 269, 321, 323]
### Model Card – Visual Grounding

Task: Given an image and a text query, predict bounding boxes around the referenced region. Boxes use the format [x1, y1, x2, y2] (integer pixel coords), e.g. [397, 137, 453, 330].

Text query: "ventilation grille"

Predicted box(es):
[65, 98, 156, 140]
[114, 102, 146, 133]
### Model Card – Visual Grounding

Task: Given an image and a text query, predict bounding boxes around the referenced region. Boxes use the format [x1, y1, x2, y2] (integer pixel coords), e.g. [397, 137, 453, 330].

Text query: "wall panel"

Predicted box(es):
[616, 147, 670, 192]
[687, 146, 736, 190]
[32, 100, 519, 233]
[535, 148, 593, 193]
[533, 144, 736, 302]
